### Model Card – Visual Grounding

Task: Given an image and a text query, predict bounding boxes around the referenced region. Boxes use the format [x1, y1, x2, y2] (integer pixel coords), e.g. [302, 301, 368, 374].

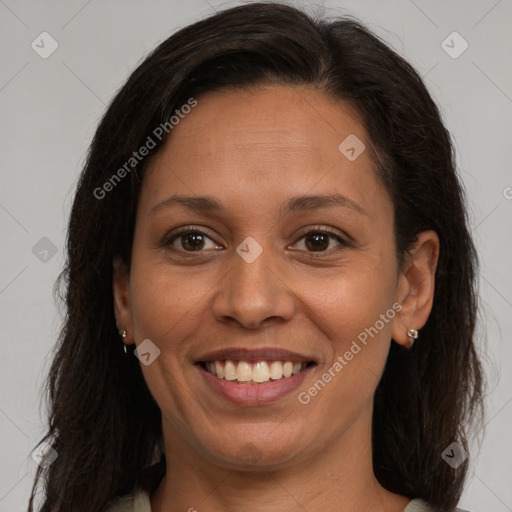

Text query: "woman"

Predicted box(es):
[28, 3, 484, 511]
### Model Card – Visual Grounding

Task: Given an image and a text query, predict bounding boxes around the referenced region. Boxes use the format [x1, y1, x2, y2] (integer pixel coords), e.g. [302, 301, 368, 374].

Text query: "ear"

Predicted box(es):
[392, 230, 440, 348]
[113, 256, 134, 346]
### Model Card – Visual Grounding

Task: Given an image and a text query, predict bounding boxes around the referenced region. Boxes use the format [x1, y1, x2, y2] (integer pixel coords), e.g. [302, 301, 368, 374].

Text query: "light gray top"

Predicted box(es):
[106, 492, 436, 511]
[105, 465, 469, 512]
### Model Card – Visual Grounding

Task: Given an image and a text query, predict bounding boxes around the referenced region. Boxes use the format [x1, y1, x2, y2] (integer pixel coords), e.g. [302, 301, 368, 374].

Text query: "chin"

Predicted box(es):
[198, 433, 306, 470]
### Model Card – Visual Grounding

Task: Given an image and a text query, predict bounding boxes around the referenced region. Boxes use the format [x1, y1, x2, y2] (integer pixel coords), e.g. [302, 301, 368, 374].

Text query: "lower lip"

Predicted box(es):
[197, 364, 314, 406]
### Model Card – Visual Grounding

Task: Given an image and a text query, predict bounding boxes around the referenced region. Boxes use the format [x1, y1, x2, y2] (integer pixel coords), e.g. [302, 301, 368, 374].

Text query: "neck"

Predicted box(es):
[150, 407, 410, 512]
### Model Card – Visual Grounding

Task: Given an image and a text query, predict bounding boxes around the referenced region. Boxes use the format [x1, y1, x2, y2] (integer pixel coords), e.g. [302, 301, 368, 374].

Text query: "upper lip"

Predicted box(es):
[196, 347, 317, 364]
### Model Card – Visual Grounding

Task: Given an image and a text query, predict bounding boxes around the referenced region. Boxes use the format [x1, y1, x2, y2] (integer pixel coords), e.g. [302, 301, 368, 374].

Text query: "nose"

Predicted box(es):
[211, 246, 295, 329]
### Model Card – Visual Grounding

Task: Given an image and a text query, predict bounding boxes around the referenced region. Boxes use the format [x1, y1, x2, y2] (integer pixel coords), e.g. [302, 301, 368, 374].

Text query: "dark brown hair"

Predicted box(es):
[29, 3, 484, 511]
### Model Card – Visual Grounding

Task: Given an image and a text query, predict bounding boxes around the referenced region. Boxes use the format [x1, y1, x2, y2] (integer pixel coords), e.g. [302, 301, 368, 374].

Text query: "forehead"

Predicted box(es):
[162, 85, 366, 158]
[139, 85, 390, 221]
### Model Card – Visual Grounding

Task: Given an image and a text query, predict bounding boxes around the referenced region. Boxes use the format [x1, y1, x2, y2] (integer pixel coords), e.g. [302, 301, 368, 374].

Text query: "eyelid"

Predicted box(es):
[293, 224, 347, 241]
[168, 225, 217, 238]
[163, 225, 222, 248]
[289, 224, 350, 251]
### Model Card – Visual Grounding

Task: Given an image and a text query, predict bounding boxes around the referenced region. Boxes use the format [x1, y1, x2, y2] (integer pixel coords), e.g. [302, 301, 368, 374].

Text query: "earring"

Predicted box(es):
[407, 328, 418, 339]
[406, 328, 418, 348]
[121, 329, 127, 354]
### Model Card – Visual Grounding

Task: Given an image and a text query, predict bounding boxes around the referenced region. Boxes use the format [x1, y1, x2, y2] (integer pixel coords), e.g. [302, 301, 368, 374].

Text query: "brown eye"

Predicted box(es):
[167, 229, 222, 252]
[180, 232, 206, 251]
[304, 233, 330, 251]
[292, 228, 348, 253]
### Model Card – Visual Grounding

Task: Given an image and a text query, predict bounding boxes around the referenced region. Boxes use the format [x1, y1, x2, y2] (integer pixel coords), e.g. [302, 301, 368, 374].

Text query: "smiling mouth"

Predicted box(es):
[197, 360, 317, 384]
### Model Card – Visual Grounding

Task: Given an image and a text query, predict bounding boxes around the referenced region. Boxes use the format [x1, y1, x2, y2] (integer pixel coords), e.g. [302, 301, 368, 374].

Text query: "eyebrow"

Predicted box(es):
[149, 193, 367, 217]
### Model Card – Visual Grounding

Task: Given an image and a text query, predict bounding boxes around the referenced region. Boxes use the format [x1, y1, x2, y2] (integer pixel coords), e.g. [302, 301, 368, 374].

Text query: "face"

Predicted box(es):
[114, 85, 438, 470]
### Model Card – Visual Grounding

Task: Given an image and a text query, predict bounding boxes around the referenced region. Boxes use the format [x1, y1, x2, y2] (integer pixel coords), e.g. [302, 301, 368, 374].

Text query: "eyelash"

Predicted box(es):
[163, 225, 350, 255]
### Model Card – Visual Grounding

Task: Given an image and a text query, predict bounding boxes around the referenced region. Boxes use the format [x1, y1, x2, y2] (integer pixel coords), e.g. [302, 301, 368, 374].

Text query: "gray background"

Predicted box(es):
[1, 0, 511, 510]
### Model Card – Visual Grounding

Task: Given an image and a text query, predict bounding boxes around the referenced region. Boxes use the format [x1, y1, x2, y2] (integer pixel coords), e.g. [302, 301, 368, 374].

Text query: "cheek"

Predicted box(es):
[300, 257, 398, 405]
[127, 260, 216, 424]
[129, 259, 214, 342]
[299, 278, 396, 419]
[303, 262, 397, 346]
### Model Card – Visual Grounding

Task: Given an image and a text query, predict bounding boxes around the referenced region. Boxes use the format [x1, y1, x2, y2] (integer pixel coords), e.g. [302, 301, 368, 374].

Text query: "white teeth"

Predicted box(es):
[203, 360, 308, 383]
[282, 361, 293, 378]
[236, 361, 252, 382]
[269, 361, 283, 379]
[224, 360, 237, 381]
[252, 361, 270, 383]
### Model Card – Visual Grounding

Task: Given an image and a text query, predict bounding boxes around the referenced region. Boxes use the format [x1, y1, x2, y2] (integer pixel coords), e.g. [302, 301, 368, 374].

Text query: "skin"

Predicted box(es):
[113, 85, 439, 512]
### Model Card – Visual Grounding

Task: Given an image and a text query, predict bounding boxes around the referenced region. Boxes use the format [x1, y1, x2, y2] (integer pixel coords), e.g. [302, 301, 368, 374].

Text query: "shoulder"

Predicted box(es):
[404, 499, 436, 512]
[404, 499, 472, 512]
[104, 486, 151, 512]
[104, 461, 165, 512]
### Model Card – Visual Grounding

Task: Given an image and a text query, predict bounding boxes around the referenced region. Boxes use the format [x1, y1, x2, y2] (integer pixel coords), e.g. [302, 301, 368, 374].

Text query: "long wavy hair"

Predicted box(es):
[28, 3, 484, 511]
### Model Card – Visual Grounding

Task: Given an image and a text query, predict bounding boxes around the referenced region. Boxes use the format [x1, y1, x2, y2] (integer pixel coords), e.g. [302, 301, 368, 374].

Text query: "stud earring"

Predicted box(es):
[406, 328, 418, 348]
